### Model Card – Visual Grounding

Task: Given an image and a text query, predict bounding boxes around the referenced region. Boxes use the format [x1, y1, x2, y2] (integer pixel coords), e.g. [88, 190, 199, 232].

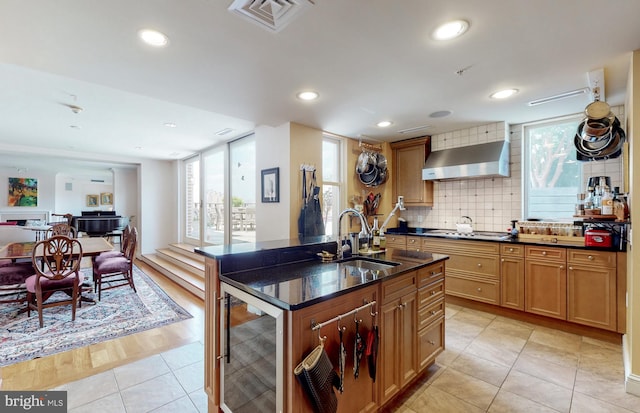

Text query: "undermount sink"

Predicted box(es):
[338, 258, 400, 271]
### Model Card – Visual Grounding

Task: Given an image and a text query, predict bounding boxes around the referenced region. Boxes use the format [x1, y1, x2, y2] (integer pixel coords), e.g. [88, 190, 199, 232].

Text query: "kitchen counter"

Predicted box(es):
[385, 226, 626, 251]
[220, 248, 448, 310]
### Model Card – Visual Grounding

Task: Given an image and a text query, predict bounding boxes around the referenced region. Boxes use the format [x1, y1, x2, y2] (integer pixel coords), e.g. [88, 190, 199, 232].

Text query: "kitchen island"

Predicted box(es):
[196, 238, 448, 413]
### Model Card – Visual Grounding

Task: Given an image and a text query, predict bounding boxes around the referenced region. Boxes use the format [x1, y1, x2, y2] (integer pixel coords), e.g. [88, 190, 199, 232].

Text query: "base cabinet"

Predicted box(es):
[500, 245, 525, 311]
[567, 250, 617, 331]
[525, 247, 567, 320]
[380, 290, 417, 405]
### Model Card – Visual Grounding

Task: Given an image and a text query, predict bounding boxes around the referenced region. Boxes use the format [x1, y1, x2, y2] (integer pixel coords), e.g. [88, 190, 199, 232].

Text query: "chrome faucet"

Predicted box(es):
[337, 208, 370, 260]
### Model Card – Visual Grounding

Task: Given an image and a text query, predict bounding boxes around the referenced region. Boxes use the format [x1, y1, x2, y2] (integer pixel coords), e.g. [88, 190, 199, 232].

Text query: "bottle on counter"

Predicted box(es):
[371, 217, 381, 251]
[613, 187, 629, 221]
[379, 228, 386, 250]
[584, 187, 595, 210]
[601, 185, 613, 215]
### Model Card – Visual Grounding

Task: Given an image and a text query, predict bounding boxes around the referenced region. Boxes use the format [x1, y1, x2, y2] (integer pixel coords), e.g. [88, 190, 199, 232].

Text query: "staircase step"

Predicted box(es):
[142, 254, 204, 300]
[156, 248, 205, 273]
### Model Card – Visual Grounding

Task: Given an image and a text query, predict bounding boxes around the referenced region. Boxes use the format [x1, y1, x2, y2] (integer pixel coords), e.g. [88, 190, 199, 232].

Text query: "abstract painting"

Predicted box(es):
[8, 178, 38, 207]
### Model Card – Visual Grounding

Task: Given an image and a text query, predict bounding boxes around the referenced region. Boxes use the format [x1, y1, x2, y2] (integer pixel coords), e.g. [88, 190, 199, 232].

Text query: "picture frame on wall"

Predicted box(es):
[261, 167, 279, 203]
[8, 177, 38, 207]
[100, 192, 113, 205]
[86, 194, 99, 207]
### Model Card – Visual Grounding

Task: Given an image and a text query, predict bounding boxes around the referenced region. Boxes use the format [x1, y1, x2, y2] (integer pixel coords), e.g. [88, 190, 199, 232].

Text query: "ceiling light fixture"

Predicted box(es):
[377, 120, 393, 128]
[398, 125, 431, 134]
[429, 110, 453, 118]
[490, 89, 518, 99]
[215, 128, 234, 136]
[296, 91, 319, 101]
[138, 29, 169, 47]
[527, 87, 590, 106]
[433, 19, 469, 40]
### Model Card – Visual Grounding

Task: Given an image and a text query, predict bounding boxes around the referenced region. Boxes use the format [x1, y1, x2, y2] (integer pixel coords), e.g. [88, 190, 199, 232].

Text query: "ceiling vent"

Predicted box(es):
[228, 0, 315, 32]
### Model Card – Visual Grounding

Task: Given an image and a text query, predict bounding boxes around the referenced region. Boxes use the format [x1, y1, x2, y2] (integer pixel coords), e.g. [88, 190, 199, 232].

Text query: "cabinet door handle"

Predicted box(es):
[501, 258, 505, 262]
[588, 255, 594, 260]
[542, 251, 547, 256]
[477, 263, 482, 268]
[569, 266, 573, 270]
[559, 265, 564, 270]
[431, 310, 437, 315]
[430, 291, 436, 295]
[428, 340, 435, 345]
[509, 248, 514, 252]
[477, 287, 482, 292]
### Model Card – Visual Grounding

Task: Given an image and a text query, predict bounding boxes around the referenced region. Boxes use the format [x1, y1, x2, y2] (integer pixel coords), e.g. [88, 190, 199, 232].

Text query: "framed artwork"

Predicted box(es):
[86, 194, 99, 207]
[100, 192, 113, 205]
[261, 167, 279, 203]
[8, 177, 38, 207]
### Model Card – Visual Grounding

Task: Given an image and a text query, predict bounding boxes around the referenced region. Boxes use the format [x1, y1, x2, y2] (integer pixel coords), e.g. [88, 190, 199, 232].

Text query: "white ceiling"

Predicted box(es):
[1, 0, 639, 172]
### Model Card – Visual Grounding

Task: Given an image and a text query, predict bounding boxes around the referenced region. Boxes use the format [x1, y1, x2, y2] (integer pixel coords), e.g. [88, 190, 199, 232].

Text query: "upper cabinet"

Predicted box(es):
[390, 137, 433, 206]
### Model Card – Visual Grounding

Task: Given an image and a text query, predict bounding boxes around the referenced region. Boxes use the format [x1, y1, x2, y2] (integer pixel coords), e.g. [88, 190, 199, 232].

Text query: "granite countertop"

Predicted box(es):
[385, 227, 625, 251]
[220, 248, 448, 310]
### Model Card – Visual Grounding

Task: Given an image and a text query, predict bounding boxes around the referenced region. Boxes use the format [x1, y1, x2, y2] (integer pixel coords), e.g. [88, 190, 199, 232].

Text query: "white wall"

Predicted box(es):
[138, 159, 178, 254]
[54, 172, 113, 216]
[255, 123, 291, 242]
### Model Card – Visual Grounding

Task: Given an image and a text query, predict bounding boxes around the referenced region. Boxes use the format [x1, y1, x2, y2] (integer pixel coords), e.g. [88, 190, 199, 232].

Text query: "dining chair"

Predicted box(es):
[25, 235, 83, 328]
[94, 227, 137, 300]
[46, 222, 77, 238]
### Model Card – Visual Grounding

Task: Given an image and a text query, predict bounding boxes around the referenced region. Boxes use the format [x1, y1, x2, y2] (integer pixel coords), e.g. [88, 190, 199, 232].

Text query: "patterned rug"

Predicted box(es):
[0, 265, 192, 367]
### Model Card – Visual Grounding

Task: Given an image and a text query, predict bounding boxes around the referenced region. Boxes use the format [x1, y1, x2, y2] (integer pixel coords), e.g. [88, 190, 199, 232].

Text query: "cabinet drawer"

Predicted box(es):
[418, 318, 444, 372]
[407, 236, 421, 251]
[500, 243, 525, 257]
[447, 254, 499, 279]
[381, 272, 416, 303]
[567, 249, 616, 267]
[417, 262, 445, 288]
[525, 245, 566, 261]
[385, 235, 406, 249]
[418, 280, 444, 308]
[418, 298, 444, 330]
[422, 238, 500, 255]
[446, 274, 500, 305]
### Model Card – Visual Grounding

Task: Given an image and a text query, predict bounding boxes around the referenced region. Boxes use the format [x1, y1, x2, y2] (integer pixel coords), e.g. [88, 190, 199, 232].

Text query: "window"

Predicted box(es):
[322, 136, 342, 236]
[523, 116, 582, 219]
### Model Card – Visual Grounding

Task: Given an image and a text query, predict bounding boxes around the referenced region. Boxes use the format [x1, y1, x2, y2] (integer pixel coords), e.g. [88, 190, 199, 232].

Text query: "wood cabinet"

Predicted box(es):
[385, 234, 406, 250]
[406, 236, 421, 251]
[416, 262, 445, 372]
[422, 238, 500, 305]
[567, 250, 617, 331]
[525, 246, 567, 320]
[379, 272, 417, 406]
[500, 244, 525, 311]
[390, 137, 433, 206]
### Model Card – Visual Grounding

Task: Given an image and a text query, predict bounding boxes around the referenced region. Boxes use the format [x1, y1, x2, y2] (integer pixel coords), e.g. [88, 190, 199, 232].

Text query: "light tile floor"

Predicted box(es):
[53, 304, 640, 413]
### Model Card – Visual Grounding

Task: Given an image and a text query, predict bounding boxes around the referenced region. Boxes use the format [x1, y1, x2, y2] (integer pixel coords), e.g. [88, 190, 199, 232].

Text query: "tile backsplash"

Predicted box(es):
[401, 107, 625, 232]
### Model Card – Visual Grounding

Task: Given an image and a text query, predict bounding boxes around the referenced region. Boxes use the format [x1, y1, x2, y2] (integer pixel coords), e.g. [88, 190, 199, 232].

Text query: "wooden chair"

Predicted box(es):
[92, 225, 130, 281]
[46, 222, 77, 238]
[25, 236, 83, 328]
[94, 227, 137, 300]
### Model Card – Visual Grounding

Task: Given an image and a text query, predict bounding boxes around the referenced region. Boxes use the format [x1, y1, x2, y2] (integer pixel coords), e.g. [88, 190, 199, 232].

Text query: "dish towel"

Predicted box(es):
[294, 344, 340, 413]
[365, 326, 379, 382]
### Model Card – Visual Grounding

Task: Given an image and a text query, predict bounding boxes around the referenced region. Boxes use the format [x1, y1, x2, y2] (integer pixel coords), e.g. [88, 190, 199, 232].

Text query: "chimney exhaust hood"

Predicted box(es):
[422, 140, 510, 180]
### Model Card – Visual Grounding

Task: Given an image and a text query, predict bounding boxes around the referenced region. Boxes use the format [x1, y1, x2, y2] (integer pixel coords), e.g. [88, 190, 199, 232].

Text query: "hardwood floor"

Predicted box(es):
[0, 260, 205, 391]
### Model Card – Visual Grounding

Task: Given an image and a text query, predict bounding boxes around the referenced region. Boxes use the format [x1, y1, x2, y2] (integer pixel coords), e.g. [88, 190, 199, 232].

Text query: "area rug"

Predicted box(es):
[0, 265, 192, 367]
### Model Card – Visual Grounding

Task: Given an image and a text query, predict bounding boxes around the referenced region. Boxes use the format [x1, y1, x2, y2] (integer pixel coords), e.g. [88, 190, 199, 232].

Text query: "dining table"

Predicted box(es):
[0, 237, 114, 260]
[0, 237, 115, 306]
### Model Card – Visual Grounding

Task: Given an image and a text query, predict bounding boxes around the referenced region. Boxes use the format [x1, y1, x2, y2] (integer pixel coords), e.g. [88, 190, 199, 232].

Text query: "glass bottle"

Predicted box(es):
[371, 217, 381, 251]
[601, 185, 613, 215]
[584, 187, 595, 210]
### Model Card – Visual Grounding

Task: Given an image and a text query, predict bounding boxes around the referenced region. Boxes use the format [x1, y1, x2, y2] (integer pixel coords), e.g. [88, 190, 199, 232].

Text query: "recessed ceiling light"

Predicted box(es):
[429, 110, 453, 118]
[134, 146, 143, 150]
[164, 122, 177, 128]
[138, 29, 169, 47]
[377, 120, 393, 128]
[296, 91, 319, 101]
[490, 89, 519, 99]
[433, 20, 469, 40]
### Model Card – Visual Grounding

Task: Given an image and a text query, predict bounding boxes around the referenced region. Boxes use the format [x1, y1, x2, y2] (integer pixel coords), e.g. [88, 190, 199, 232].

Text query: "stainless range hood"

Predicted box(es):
[422, 140, 510, 180]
